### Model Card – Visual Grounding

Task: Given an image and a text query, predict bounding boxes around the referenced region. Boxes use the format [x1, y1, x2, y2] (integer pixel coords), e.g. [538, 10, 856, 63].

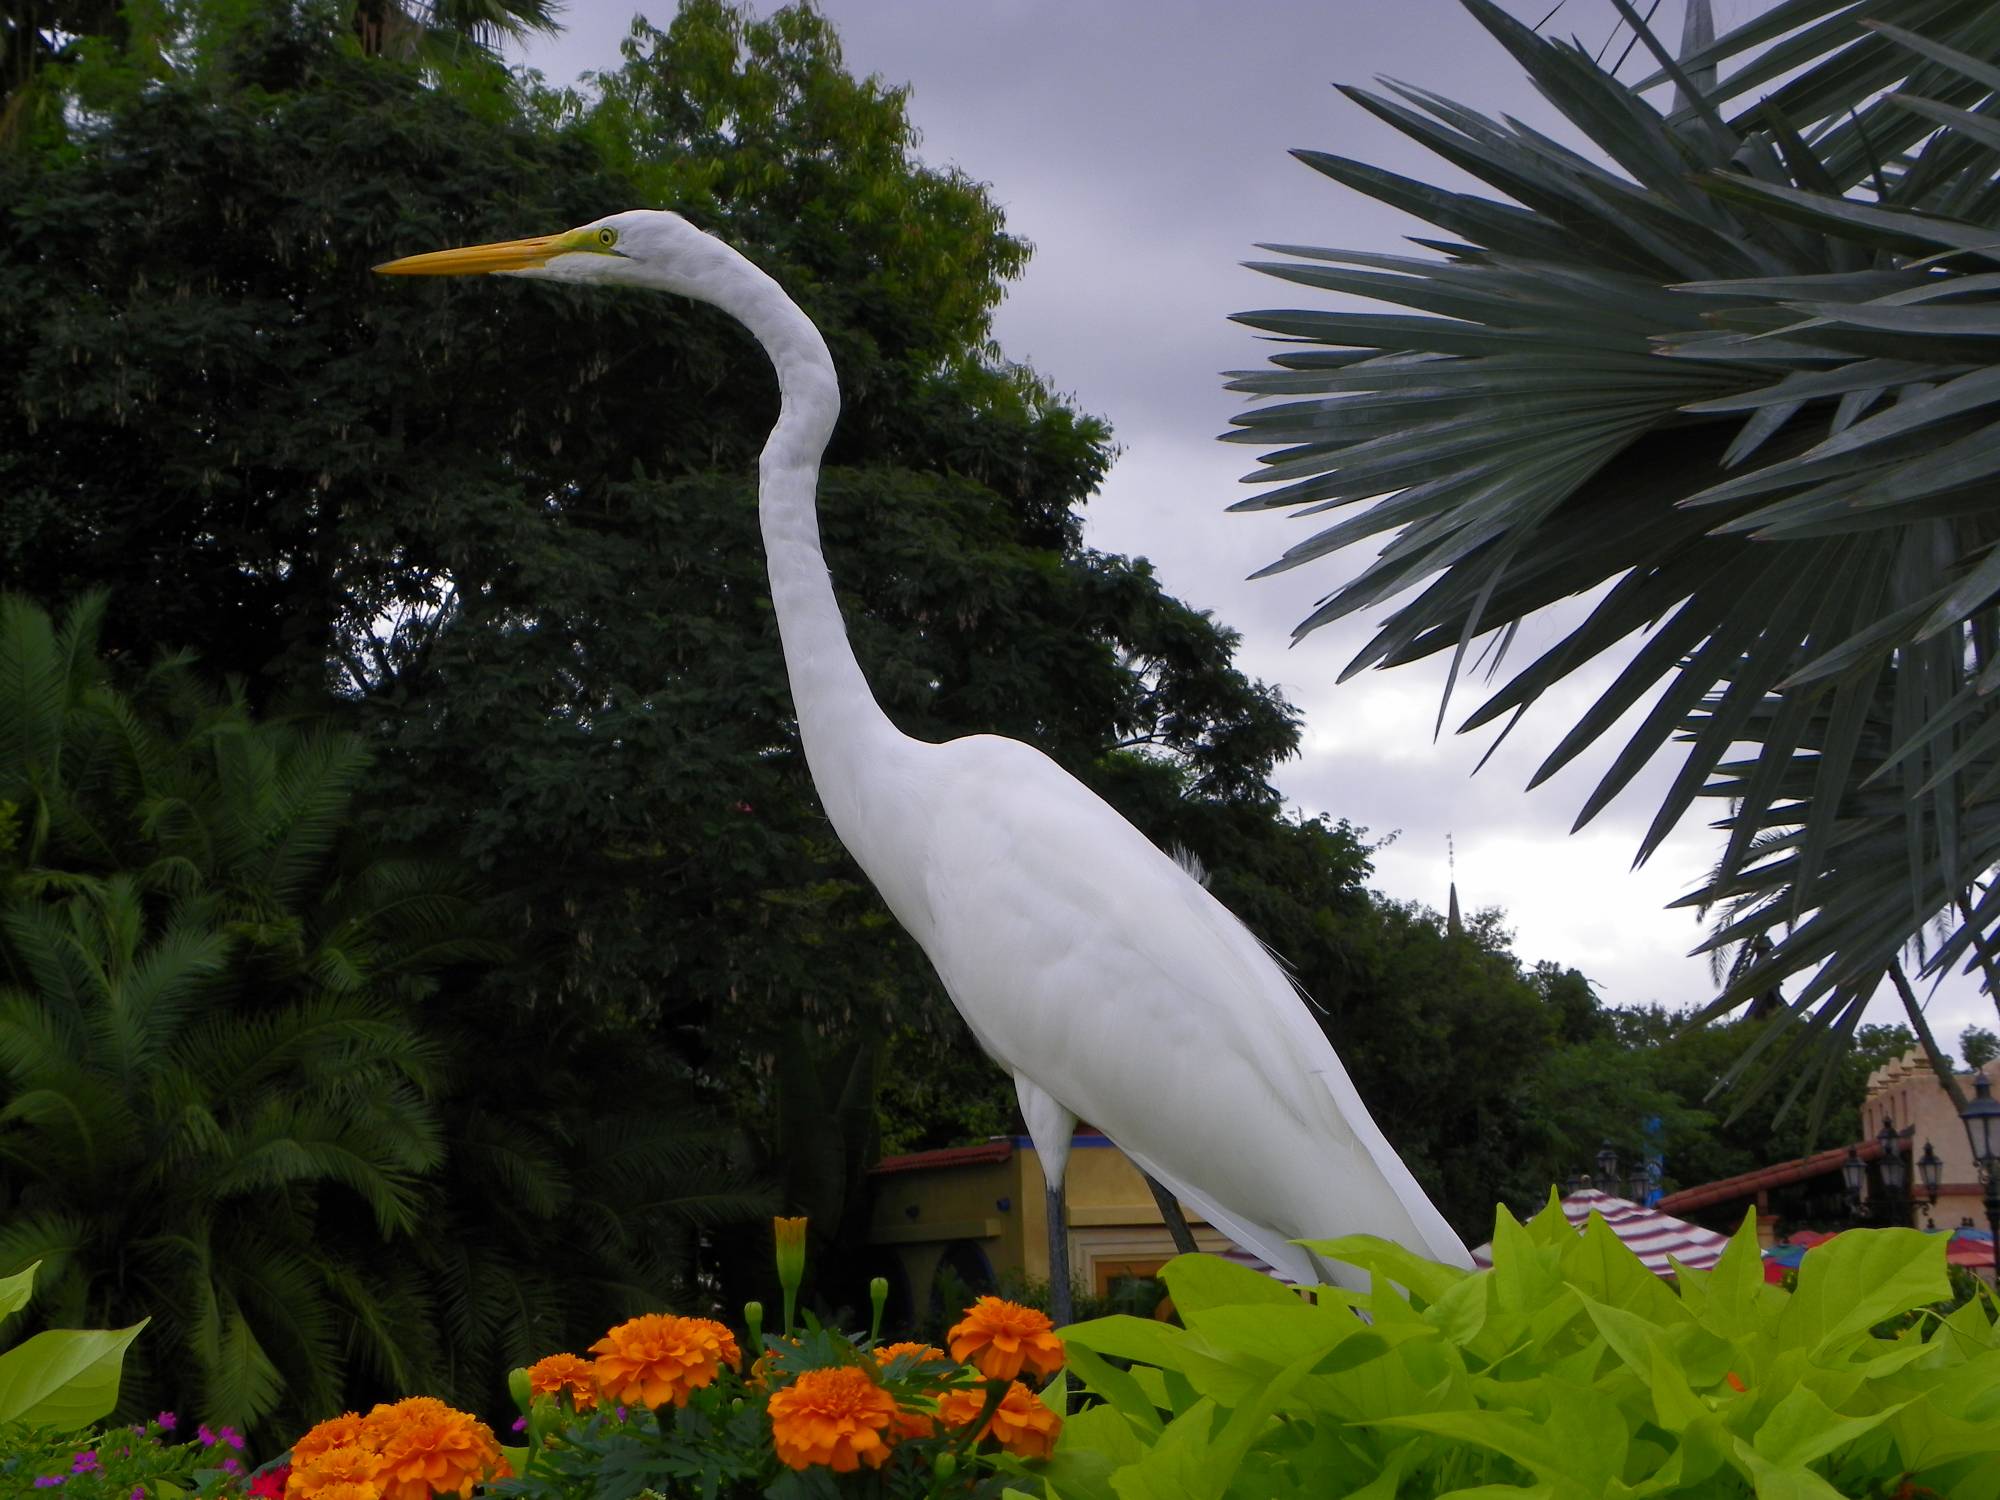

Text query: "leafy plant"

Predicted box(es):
[1230, 0, 2000, 1113]
[0, 1260, 144, 1433]
[1050, 1208, 2000, 1498]
[0, 592, 770, 1437]
[0, 1412, 257, 1498]
[275, 1221, 1066, 1500]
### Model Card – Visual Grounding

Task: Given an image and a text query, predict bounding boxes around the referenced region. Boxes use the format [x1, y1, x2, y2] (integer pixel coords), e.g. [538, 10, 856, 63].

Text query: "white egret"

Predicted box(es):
[377, 211, 1472, 1305]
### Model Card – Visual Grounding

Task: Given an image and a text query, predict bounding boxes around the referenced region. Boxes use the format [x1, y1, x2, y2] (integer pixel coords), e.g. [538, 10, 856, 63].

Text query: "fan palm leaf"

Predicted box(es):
[1235, 0, 2000, 1110]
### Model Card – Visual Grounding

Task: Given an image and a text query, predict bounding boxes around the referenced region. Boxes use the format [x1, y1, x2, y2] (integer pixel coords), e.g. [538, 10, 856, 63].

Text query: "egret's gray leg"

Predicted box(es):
[1045, 1180, 1073, 1327]
[1014, 1076, 1077, 1334]
[1144, 1171, 1200, 1256]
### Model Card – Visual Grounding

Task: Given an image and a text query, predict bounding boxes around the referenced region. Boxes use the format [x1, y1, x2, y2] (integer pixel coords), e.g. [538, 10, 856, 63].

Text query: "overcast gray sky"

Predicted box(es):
[512, 0, 1993, 1050]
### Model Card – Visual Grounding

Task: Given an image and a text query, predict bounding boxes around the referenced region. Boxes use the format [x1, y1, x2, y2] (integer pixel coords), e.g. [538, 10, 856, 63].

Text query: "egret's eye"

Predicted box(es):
[597, 228, 618, 249]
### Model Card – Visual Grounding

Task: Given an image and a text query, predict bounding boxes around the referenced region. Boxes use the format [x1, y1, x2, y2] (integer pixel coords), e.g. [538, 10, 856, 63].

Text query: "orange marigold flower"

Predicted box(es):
[887, 1403, 935, 1442]
[872, 1341, 947, 1367]
[936, 1380, 1062, 1460]
[766, 1366, 900, 1472]
[525, 1352, 599, 1411]
[590, 1313, 742, 1409]
[363, 1396, 508, 1500]
[947, 1296, 1065, 1381]
[285, 1445, 382, 1500]
[289, 1414, 370, 1470]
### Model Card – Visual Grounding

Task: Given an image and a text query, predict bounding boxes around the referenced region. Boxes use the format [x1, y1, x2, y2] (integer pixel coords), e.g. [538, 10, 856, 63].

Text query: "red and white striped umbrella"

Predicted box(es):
[1470, 1189, 1732, 1278]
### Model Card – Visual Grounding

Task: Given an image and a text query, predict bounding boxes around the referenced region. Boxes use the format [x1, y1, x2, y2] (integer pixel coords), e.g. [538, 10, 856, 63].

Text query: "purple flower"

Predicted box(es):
[69, 1453, 99, 1474]
[510, 1417, 527, 1432]
[32, 1478, 64, 1489]
[615, 1405, 628, 1421]
[197, 1424, 216, 1448]
[220, 1426, 245, 1451]
[220, 1459, 242, 1476]
[131, 1490, 146, 1500]
[154, 1412, 176, 1432]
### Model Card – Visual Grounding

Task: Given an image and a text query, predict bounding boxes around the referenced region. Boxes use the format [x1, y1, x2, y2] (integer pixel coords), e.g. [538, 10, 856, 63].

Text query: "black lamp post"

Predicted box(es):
[1917, 1141, 1943, 1220]
[1596, 1141, 1619, 1189]
[1958, 1072, 2000, 1280]
[1877, 1118, 1908, 1220]
[1841, 1144, 1866, 1211]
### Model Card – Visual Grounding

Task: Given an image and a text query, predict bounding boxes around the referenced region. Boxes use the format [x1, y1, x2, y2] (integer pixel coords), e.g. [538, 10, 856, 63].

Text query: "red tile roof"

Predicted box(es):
[870, 1140, 1014, 1175]
[1656, 1136, 1882, 1214]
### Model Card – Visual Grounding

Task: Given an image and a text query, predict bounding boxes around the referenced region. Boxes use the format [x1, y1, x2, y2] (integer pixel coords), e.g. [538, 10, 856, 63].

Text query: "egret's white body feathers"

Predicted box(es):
[509, 210, 1472, 1284]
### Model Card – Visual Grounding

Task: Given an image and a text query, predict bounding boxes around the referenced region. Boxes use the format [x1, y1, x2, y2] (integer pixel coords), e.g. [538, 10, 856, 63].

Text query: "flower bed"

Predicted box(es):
[3, 1218, 1067, 1498]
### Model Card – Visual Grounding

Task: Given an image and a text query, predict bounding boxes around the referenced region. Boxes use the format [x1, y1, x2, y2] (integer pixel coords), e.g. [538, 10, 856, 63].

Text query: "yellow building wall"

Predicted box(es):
[865, 1136, 1242, 1318]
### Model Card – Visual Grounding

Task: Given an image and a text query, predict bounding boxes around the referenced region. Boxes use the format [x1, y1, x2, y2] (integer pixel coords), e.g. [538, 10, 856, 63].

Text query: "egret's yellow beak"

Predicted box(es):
[374, 232, 571, 277]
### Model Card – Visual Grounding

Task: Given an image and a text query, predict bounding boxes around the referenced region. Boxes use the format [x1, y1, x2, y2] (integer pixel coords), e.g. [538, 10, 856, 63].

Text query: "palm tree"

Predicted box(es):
[0, 593, 772, 1431]
[0, 872, 449, 1430]
[1232, 0, 2000, 1113]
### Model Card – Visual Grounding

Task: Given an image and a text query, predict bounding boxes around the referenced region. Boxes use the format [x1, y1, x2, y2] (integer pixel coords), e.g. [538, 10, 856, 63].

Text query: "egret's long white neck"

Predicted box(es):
[706, 251, 901, 840]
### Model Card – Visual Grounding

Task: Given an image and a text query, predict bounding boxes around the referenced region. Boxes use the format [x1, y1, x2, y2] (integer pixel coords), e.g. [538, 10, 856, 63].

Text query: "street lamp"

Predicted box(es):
[1916, 1141, 1943, 1214]
[1958, 1071, 2000, 1281]
[1596, 1141, 1619, 1188]
[1841, 1144, 1866, 1210]
[1876, 1117, 1907, 1214]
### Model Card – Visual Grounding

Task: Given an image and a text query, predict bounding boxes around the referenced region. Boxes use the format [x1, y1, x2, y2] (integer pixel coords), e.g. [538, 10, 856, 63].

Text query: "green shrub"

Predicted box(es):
[1044, 1196, 2000, 1499]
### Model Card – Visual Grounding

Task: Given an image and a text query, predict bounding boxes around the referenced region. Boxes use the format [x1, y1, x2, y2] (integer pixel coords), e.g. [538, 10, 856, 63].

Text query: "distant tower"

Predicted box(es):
[1447, 833, 1462, 938]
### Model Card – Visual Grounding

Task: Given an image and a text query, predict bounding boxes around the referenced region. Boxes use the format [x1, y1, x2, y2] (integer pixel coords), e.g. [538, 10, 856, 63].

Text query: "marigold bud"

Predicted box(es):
[868, 1277, 889, 1342]
[773, 1217, 808, 1332]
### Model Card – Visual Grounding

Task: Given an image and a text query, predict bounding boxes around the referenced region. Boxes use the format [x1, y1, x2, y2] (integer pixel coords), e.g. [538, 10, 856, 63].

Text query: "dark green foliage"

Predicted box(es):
[0, 0, 1321, 1391]
[1233, 0, 2000, 1114]
[0, 593, 454, 1432]
[1533, 1006, 1916, 1212]
[0, 593, 769, 1438]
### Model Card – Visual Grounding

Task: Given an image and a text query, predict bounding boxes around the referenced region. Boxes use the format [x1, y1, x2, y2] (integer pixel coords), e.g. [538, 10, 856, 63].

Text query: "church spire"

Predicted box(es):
[1447, 833, 1462, 938]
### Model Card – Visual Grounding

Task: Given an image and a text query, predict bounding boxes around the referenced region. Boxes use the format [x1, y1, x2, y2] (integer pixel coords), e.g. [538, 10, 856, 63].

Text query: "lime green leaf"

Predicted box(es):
[1158, 1252, 1301, 1312]
[0, 1318, 147, 1429]
[1561, 1212, 1683, 1321]
[0, 1261, 38, 1320]
[1781, 1229, 1949, 1357]
[1065, 1343, 1165, 1437]
[1050, 1402, 1143, 1471]
[1293, 1233, 1470, 1305]
[1107, 1396, 1219, 1500]
[1729, 1439, 1850, 1500]
[1753, 1385, 1902, 1467]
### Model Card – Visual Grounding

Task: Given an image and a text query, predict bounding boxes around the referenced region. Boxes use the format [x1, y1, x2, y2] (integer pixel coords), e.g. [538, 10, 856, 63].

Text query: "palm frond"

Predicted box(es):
[1235, 0, 2000, 1106]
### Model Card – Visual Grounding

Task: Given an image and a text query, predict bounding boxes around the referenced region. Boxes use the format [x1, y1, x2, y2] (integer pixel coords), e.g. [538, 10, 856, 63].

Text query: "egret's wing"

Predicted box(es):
[912, 736, 1470, 1273]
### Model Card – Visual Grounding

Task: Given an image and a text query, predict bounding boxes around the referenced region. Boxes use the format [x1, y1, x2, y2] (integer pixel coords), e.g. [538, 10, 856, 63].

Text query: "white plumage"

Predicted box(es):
[378, 209, 1473, 1287]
